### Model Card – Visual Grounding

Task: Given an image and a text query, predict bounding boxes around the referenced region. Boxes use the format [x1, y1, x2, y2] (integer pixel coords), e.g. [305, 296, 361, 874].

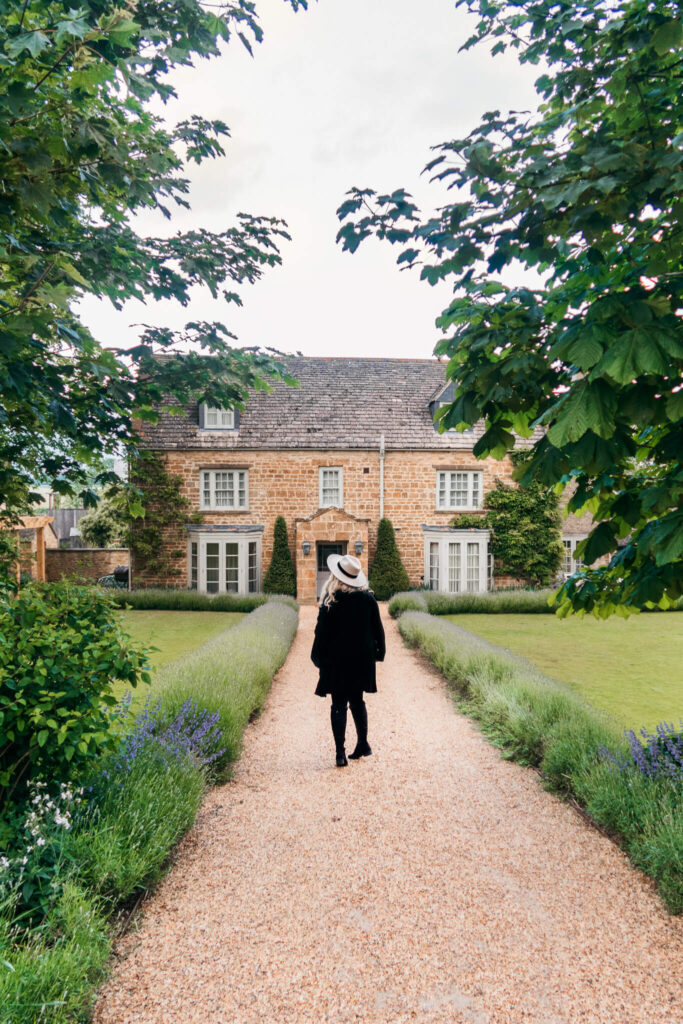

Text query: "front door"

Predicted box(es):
[317, 542, 346, 600]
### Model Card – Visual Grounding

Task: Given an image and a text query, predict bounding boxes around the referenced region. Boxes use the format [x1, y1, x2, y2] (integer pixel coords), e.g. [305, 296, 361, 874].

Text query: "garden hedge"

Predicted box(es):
[388, 589, 683, 618]
[109, 588, 297, 612]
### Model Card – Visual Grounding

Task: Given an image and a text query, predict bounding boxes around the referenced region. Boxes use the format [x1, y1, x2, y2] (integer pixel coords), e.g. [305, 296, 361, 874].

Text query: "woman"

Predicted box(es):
[311, 553, 386, 767]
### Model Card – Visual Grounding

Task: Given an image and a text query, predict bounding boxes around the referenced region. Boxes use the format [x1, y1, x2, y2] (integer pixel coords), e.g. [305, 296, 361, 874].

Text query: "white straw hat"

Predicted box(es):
[327, 552, 367, 589]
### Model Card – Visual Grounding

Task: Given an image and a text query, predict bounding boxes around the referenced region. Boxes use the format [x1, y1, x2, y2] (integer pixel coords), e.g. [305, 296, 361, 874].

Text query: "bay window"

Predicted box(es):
[187, 528, 262, 595]
[423, 527, 490, 594]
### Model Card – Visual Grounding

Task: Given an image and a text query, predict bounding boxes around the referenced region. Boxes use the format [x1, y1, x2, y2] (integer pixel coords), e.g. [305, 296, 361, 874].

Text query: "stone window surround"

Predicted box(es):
[435, 469, 483, 512]
[200, 467, 249, 511]
[319, 466, 343, 509]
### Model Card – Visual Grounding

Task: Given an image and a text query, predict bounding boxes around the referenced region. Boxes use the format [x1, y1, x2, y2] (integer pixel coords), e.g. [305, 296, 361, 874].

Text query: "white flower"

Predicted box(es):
[0, 857, 10, 870]
[36, 837, 46, 847]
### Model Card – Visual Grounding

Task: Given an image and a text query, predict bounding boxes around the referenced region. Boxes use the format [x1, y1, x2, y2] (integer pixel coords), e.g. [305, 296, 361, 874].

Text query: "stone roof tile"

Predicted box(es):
[139, 356, 538, 451]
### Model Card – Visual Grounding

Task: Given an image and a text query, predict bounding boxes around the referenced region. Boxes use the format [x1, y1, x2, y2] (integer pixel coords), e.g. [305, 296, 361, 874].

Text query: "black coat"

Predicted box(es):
[311, 589, 386, 697]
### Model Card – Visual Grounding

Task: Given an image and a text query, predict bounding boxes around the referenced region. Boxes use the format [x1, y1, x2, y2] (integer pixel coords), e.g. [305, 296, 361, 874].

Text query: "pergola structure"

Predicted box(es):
[11, 516, 57, 583]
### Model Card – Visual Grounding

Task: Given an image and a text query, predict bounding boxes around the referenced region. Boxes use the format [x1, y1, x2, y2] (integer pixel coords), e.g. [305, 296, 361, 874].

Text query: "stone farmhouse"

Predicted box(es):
[134, 356, 589, 603]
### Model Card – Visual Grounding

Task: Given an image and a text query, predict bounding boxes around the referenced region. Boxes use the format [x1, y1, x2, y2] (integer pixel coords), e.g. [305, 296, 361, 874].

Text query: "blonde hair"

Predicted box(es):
[320, 573, 366, 607]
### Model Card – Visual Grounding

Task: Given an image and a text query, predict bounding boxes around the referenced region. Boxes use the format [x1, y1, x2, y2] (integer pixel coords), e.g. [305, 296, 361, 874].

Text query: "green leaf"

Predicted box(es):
[665, 391, 683, 421]
[546, 381, 617, 446]
[36, 729, 48, 747]
[578, 523, 617, 563]
[652, 20, 683, 56]
[7, 31, 50, 58]
[60, 262, 90, 288]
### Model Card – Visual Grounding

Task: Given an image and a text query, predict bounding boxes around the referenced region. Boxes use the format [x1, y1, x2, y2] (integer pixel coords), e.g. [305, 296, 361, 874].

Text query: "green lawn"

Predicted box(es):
[116, 610, 245, 701]
[444, 612, 682, 731]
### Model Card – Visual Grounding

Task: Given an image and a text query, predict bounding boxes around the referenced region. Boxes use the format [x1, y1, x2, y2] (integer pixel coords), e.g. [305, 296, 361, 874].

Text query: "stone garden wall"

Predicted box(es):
[46, 548, 129, 583]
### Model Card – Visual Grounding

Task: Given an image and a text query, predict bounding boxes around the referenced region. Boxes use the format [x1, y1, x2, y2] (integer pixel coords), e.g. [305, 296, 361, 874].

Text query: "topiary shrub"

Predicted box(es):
[262, 516, 296, 597]
[369, 518, 410, 600]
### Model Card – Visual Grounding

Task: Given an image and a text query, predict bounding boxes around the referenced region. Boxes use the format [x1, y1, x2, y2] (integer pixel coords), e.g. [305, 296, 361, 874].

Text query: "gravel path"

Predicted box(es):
[94, 606, 682, 1024]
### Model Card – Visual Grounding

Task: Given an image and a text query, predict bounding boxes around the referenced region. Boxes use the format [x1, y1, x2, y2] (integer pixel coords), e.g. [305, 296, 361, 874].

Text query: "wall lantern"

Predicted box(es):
[302, 540, 311, 556]
[354, 540, 363, 556]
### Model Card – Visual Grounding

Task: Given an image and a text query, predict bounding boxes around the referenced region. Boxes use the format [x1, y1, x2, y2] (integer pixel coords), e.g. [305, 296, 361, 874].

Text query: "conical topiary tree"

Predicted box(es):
[368, 518, 410, 600]
[263, 516, 296, 596]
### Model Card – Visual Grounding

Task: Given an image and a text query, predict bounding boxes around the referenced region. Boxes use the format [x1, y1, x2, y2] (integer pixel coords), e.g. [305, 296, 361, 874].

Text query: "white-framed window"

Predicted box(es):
[188, 531, 262, 595]
[424, 529, 489, 594]
[199, 405, 236, 430]
[562, 536, 587, 576]
[319, 467, 343, 508]
[436, 470, 482, 510]
[200, 469, 248, 510]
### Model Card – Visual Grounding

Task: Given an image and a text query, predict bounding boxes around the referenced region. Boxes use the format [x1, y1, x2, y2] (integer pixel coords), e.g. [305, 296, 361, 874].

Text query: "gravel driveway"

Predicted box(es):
[94, 605, 682, 1024]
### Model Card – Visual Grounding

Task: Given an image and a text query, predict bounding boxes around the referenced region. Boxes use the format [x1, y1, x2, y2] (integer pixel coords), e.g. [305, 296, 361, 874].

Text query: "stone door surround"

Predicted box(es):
[295, 506, 370, 604]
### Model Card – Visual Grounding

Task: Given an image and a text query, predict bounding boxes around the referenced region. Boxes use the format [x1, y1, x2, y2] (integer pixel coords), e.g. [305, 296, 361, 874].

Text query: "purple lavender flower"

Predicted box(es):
[111, 694, 225, 775]
[598, 720, 683, 781]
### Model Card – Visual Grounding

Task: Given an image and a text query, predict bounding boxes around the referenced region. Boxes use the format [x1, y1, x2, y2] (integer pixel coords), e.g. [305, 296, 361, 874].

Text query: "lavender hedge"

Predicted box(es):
[155, 599, 299, 769]
[398, 610, 683, 913]
[388, 589, 683, 618]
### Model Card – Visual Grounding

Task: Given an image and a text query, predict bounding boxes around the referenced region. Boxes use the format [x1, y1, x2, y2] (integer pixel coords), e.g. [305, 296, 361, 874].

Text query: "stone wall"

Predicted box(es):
[46, 548, 129, 583]
[132, 449, 520, 595]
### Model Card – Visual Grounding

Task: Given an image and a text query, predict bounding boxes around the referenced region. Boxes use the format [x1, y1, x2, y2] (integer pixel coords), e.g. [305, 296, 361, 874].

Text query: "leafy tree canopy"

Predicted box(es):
[1, 0, 305, 524]
[78, 492, 127, 547]
[337, 0, 682, 616]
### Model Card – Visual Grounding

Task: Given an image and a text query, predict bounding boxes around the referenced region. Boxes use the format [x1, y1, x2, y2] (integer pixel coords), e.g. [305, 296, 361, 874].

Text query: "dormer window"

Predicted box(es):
[199, 405, 238, 430]
[435, 402, 474, 435]
[429, 382, 474, 435]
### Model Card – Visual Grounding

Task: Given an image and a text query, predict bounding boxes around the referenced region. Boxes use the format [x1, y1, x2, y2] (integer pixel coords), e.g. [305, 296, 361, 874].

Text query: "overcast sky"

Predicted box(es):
[79, 0, 540, 361]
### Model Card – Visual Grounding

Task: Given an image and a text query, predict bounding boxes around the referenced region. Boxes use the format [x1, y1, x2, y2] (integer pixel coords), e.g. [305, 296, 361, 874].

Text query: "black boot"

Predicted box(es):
[348, 699, 372, 759]
[330, 703, 348, 767]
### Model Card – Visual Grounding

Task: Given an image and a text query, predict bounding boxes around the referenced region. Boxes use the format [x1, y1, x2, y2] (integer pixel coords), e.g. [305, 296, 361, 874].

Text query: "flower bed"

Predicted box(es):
[397, 610, 683, 913]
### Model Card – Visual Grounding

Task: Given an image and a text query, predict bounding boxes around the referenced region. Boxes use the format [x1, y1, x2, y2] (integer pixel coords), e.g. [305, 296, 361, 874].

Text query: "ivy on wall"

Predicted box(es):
[452, 456, 563, 586]
[129, 454, 202, 580]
